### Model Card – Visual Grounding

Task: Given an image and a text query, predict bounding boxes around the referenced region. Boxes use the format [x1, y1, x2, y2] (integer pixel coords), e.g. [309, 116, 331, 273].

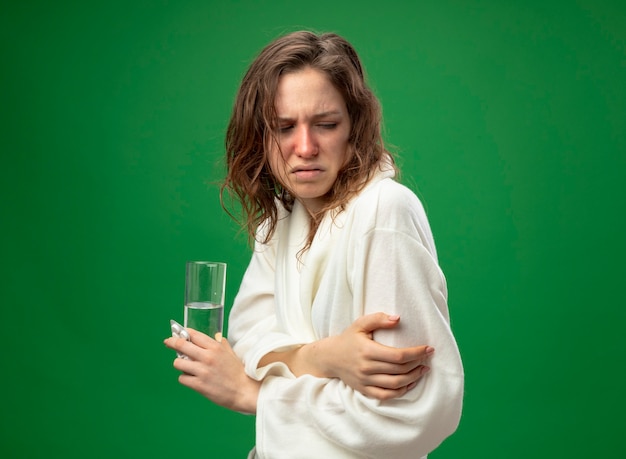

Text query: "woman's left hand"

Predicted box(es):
[164, 329, 260, 414]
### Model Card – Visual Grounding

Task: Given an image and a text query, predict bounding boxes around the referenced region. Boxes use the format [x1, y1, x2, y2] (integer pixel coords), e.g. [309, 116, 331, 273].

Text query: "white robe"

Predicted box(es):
[229, 165, 464, 458]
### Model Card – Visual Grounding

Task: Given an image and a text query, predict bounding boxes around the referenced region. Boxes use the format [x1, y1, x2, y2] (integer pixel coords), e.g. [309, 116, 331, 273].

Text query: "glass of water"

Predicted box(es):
[184, 261, 226, 341]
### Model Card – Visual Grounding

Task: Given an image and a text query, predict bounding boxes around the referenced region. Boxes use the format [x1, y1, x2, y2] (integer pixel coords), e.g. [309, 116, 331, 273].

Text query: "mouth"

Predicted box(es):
[291, 165, 324, 180]
[291, 165, 323, 173]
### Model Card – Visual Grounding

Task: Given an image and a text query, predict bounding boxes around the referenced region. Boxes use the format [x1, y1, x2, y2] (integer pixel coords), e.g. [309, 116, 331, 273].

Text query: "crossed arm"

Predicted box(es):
[164, 312, 434, 413]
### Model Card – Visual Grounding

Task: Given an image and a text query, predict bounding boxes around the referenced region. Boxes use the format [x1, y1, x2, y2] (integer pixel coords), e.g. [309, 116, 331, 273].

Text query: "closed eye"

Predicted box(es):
[317, 123, 337, 130]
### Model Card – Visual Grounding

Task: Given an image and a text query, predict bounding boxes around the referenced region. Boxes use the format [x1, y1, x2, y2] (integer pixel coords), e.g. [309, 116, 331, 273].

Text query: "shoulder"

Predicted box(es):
[353, 178, 428, 223]
[349, 178, 438, 255]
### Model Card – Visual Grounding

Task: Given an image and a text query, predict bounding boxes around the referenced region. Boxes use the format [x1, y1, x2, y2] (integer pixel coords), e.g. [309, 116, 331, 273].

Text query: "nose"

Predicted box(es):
[294, 125, 317, 158]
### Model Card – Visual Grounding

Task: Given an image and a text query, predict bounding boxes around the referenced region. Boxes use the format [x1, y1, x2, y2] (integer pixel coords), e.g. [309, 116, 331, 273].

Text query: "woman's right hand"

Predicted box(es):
[165, 329, 260, 414]
[259, 313, 434, 400]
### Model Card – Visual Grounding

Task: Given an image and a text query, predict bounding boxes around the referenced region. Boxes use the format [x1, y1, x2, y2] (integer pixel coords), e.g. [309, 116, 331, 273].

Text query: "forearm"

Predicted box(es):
[233, 376, 261, 414]
[257, 314, 433, 402]
[257, 337, 337, 378]
[256, 314, 408, 378]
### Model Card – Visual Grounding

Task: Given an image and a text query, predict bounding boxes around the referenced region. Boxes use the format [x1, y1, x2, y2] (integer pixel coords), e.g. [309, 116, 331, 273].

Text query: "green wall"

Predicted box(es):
[2, 1, 624, 457]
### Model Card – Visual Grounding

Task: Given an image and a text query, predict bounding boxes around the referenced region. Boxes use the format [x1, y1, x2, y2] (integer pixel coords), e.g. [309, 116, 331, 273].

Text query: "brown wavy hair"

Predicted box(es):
[221, 30, 394, 248]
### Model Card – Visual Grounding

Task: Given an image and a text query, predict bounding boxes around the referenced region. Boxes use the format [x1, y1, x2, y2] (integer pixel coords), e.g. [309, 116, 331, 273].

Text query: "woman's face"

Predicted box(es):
[268, 66, 351, 213]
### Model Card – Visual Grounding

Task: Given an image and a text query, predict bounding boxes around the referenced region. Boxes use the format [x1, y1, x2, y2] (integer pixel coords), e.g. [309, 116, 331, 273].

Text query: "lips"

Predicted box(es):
[291, 165, 324, 180]
[291, 165, 323, 173]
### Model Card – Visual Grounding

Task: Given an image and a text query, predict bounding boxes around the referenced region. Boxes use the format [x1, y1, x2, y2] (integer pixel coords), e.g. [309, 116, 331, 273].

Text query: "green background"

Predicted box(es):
[2, 1, 624, 457]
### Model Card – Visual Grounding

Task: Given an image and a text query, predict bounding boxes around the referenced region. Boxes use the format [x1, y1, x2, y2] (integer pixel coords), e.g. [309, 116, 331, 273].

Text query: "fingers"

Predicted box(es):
[352, 312, 401, 334]
[165, 331, 235, 367]
[361, 356, 426, 376]
[362, 341, 435, 367]
[360, 386, 403, 401]
[164, 335, 190, 353]
[164, 328, 223, 358]
[360, 382, 415, 401]
[186, 328, 222, 346]
[164, 335, 203, 361]
[173, 355, 196, 374]
[359, 366, 430, 400]
[366, 365, 430, 389]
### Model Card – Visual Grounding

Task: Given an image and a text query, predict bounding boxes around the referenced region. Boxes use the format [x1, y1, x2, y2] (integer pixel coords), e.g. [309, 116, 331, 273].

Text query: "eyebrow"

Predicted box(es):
[277, 110, 344, 123]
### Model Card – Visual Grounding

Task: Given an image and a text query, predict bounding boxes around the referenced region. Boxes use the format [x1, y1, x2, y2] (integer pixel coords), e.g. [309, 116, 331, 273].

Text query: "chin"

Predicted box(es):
[293, 187, 328, 200]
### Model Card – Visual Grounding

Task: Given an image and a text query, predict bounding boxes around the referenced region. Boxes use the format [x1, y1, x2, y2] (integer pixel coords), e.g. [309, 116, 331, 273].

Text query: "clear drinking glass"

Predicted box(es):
[184, 261, 226, 341]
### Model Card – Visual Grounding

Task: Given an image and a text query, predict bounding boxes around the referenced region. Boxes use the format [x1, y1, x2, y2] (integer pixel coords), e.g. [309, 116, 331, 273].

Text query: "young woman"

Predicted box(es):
[165, 31, 464, 458]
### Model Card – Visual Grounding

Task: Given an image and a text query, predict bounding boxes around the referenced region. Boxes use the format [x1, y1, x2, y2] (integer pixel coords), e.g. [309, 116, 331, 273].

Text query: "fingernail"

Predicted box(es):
[425, 346, 435, 354]
[422, 366, 431, 375]
[388, 314, 400, 321]
[407, 381, 417, 390]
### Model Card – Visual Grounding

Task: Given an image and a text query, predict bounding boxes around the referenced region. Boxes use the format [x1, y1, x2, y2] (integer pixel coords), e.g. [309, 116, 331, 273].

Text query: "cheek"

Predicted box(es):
[267, 148, 289, 183]
[270, 136, 290, 162]
[339, 141, 354, 168]
[339, 128, 351, 157]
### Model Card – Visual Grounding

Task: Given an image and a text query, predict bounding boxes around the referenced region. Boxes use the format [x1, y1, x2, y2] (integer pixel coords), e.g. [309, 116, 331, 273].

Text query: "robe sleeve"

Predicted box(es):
[252, 185, 464, 458]
[228, 231, 310, 380]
